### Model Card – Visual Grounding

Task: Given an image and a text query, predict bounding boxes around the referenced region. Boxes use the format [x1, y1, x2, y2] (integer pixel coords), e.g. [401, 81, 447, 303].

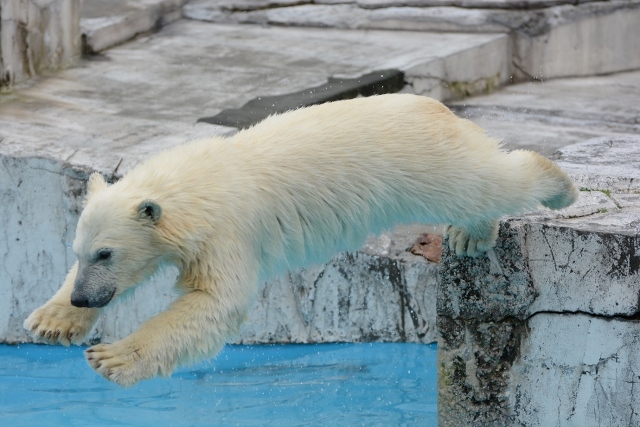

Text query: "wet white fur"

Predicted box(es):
[24, 94, 578, 386]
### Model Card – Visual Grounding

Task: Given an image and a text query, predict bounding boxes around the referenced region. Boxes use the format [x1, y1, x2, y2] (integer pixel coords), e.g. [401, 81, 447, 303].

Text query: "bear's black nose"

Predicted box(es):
[70, 293, 89, 308]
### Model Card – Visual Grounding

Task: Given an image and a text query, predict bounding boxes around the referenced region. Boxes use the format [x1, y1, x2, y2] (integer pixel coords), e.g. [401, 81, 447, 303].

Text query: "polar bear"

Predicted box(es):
[24, 94, 578, 387]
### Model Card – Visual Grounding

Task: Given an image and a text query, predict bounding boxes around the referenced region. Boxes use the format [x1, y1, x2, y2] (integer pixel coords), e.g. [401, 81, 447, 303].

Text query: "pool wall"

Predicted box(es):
[0, 154, 439, 346]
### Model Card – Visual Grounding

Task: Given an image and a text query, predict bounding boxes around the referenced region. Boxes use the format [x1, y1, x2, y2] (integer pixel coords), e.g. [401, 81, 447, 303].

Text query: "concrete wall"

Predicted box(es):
[511, 2, 640, 80]
[437, 137, 640, 427]
[0, 0, 82, 89]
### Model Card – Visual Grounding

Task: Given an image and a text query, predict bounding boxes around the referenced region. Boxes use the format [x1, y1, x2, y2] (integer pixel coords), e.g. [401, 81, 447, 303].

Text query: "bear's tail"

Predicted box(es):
[508, 149, 579, 210]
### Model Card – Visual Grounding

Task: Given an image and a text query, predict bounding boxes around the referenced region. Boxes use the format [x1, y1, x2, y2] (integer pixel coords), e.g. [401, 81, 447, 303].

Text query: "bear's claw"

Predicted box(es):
[24, 303, 97, 346]
[86, 339, 157, 387]
[445, 220, 499, 257]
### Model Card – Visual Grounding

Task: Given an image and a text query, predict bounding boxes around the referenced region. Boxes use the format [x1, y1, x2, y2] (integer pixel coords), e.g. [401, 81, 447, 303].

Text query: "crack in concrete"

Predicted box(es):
[540, 226, 559, 272]
[112, 157, 124, 177]
[1, 156, 18, 188]
[527, 309, 640, 322]
[454, 307, 640, 324]
[223, 1, 314, 13]
[630, 380, 636, 426]
[64, 149, 79, 164]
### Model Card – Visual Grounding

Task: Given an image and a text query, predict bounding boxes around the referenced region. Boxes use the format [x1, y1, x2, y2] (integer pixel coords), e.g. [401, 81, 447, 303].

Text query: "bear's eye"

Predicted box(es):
[96, 249, 112, 261]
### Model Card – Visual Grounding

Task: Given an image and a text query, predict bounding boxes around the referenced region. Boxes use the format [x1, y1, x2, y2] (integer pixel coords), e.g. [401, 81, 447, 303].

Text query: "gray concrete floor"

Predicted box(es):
[0, 19, 509, 176]
[3, 15, 639, 175]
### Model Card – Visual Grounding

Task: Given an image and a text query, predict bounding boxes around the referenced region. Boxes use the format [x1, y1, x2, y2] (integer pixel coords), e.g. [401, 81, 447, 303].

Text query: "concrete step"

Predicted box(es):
[437, 136, 640, 426]
[185, 0, 640, 81]
[81, 0, 187, 53]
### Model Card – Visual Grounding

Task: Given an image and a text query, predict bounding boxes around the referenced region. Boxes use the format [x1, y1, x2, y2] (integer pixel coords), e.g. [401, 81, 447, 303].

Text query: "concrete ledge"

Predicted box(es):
[449, 71, 640, 156]
[437, 136, 640, 426]
[439, 214, 640, 426]
[81, 0, 187, 53]
[0, 152, 439, 345]
[554, 136, 640, 194]
[238, 231, 440, 345]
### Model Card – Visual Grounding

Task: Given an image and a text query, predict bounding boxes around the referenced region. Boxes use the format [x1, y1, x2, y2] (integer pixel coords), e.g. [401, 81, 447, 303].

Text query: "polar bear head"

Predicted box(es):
[70, 173, 166, 308]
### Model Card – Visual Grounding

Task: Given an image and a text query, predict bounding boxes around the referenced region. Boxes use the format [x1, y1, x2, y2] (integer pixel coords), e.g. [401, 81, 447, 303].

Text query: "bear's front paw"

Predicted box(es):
[446, 221, 498, 257]
[86, 339, 159, 387]
[24, 303, 98, 346]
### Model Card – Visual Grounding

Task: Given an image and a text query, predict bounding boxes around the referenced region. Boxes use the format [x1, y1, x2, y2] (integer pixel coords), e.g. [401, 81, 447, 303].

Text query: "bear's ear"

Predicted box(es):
[137, 200, 162, 224]
[85, 173, 108, 205]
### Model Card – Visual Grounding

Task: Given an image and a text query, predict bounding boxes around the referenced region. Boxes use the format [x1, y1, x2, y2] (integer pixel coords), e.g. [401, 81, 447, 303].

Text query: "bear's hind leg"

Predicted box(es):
[445, 219, 499, 257]
[510, 150, 579, 210]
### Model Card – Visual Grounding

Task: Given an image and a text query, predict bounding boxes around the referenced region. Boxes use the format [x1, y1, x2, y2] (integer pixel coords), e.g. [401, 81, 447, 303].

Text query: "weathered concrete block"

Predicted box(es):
[238, 249, 439, 345]
[184, 2, 513, 101]
[511, 2, 640, 80]
[0, 0, 82, 88]
[438, 136, 640, 426]
[0, 155, 86, 343]
[439, 215, 640, 426]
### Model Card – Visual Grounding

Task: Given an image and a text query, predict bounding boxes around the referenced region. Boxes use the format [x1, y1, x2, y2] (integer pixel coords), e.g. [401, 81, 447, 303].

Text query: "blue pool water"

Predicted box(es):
[0, 343, 437, 426]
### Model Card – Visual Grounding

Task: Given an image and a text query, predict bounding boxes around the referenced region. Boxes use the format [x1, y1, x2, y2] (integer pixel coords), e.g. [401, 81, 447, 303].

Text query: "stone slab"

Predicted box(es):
[183, 2, 510, 33]
[213, 0, 604, 10]
[349, 0, 602, 9]
[448, 71, 640, 156]
[512, 2, 640, 80]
